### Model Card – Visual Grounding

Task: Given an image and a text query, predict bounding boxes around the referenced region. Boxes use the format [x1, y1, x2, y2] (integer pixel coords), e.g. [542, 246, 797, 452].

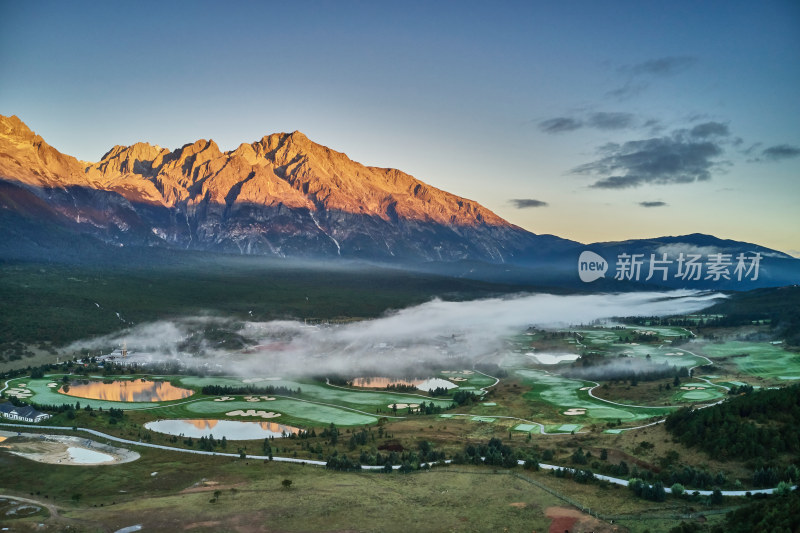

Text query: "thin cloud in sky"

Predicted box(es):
[639, 201, 667, 208]
[689, 121, 729, 138]
[761, 144, 800, 161]
[538, 117, 582, 134]
[588, 112, 636, 130]
[573, 132, 727, 189]
[608, 56, 697, 100]
[539, 111, 637, 134]
[509, 198, 548, 209]
[626, 56, 698, 77]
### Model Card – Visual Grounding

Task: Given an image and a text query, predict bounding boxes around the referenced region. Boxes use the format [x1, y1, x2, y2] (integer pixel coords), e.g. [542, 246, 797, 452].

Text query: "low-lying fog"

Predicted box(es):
[65, 290, 723, 377]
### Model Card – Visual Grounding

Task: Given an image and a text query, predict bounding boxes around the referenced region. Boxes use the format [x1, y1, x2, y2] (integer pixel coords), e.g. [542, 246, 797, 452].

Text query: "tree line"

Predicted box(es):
[665, 383, 800, 462]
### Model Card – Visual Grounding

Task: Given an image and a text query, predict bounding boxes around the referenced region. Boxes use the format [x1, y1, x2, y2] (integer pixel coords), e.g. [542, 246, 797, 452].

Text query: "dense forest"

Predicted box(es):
[670, 489, 799, 533]
[665, 384, 800, 462]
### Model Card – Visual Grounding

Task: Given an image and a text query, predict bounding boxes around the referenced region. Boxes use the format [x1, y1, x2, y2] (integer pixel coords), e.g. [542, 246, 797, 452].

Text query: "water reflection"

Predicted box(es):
[60, 380, 193, 402]
[145, 419, 300, 440]
[350, 377, 424, 388]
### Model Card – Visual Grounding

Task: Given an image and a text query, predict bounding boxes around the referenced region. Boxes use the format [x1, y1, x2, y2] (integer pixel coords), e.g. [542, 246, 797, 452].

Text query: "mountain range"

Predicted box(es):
[1, 114, 797, 290]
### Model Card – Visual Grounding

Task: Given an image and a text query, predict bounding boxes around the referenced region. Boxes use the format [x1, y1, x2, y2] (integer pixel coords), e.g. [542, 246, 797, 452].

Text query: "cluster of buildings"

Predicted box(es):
[0, 403, 50, 423]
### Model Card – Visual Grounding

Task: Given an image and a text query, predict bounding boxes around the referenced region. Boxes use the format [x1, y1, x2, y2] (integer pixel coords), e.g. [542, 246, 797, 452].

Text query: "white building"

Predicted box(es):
[0, 403, 50, 423]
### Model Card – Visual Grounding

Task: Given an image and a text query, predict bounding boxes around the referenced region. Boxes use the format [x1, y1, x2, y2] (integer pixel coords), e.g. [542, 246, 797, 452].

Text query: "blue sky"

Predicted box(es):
[2, 1, 799, 254]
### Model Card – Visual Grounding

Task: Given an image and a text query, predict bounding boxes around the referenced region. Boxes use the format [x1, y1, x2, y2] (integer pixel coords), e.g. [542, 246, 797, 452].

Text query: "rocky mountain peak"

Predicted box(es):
[0, 115, 545, 262]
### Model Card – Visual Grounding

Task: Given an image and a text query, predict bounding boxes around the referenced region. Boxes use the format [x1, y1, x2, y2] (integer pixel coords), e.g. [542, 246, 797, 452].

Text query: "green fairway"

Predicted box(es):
[617, 343, 706, 368]
[573, 328, 620, 346]
[183, 399, 378, 426]
[675, 386, 725, 402]
[515, 369, 674, 422]
[3, 375, 451, 427]
[633, 325, 689, 337]
[177, 376, 452, 411]
[698, 341, 800, 380]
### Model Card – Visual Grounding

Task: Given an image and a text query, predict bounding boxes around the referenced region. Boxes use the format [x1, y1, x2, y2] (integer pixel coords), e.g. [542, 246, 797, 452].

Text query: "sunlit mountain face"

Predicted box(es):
[60, 380, 193, 402]
[0, 114, 574, 264]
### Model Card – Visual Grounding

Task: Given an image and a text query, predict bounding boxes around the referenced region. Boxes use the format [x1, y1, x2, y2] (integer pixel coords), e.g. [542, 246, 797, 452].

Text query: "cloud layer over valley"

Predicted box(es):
[65, 291, 724, 378]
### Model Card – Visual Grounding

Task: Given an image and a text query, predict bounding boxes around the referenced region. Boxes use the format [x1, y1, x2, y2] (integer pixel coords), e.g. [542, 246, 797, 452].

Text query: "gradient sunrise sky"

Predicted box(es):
[2, 1, 799, 254]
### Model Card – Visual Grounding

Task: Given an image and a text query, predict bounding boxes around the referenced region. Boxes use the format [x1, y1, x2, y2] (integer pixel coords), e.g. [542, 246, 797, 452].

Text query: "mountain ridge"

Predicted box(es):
[0, 114, 572, 263]
[2, 115, 798, 290]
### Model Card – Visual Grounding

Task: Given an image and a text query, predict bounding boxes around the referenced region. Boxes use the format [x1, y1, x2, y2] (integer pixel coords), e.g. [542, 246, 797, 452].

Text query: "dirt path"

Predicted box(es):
[546, 506, 625, 533]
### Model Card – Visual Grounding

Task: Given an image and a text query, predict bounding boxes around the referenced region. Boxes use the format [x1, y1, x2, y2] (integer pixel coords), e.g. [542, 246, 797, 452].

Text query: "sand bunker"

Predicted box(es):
[226, 410, 281, 419]
[449, 377, 468, 382]
[4, 388, 32, 398]
[441, 370, 474, 375]
[213, 396, 235, 402]
[680, 386, 706, 390]
[0, 431, 139, 465]
[242, 395, 276, 402]
[563, 408, 587, 416]
[579, 386, 592, 390]
[47, 382, 58, 388]
[387, 403, 419, 409]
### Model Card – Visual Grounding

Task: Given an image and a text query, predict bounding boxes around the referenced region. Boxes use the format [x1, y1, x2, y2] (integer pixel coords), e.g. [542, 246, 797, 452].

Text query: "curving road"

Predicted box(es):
[0, 422, 793, 496]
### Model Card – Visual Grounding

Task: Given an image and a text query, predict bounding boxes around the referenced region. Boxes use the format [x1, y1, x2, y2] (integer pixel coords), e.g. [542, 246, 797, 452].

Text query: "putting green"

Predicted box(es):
[440, 372, 496, 388]
[698, 341, 800, 380]
[514, 423, 536, 432]
[676, 388, 724, 401]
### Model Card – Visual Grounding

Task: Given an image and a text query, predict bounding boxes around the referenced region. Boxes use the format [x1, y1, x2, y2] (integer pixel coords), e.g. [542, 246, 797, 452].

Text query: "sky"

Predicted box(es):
[2, 1, 799, 255]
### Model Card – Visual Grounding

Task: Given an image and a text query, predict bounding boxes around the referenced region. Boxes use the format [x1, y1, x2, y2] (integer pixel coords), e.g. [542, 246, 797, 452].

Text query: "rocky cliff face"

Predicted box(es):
[0, 115, 574, 262]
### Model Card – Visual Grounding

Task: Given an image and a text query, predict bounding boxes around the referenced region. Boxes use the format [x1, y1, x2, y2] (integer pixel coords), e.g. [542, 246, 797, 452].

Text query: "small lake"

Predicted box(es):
[144, 419, 300, 440]
[350, 377, 425, 388]
[67, 447, 116, 464]
[60, 380, 193, 402]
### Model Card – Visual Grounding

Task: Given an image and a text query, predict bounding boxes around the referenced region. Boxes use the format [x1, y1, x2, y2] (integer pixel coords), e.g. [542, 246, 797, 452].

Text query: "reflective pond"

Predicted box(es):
[350, 377, 425, 388]
[60, 380, 194, 402]
[67, 447, 116, 464]
[144, 419, 300, 440]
